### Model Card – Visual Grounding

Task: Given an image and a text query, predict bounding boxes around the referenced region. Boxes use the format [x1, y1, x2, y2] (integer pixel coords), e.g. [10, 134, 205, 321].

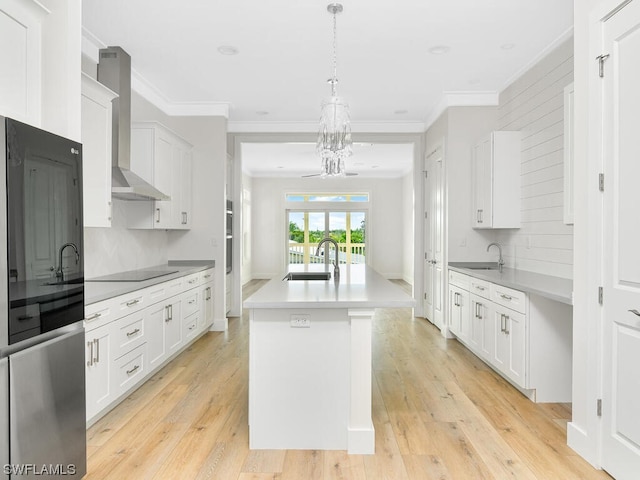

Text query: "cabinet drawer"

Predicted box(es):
[116, 291, 147, 316]
[85, 298, 116, 330]
[201, 268, 214, 283]
[449, 270, 470, 290]
[115, 344, 146, 392]
[184, 273, 200, 290]
[469, 278, 491, 299]
[114, 312, 146, 359]
[10, 304, 40, 335]
[183, 312, 199, 340]
[491, 283, 526, 314]
[183, 291, 199, 317]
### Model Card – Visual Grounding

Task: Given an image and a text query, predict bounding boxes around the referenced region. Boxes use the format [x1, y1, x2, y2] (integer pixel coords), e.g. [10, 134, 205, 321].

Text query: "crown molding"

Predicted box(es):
[424, 91, 499, 130]
[500, 26, 574, 92]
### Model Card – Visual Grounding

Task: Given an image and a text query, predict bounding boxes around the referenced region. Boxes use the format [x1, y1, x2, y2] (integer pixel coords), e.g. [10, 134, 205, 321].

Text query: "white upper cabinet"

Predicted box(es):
[125, 122, 193, 230]
[81, 73, 117, 228]
[471, 131, 521, 229]
[0, 0, 48, 125]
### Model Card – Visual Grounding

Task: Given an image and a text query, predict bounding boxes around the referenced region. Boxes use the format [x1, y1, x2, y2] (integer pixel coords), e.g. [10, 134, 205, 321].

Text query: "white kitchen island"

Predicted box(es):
[243, 264, 414, 454]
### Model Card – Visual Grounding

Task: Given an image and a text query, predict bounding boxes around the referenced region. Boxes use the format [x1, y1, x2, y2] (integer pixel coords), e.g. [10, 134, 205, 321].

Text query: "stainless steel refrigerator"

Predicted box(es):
[1, 116, 86, 479]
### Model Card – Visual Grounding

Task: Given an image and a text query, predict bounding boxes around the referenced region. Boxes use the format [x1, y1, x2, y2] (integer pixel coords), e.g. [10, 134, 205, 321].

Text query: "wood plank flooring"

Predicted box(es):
[86, 279, 612, 479]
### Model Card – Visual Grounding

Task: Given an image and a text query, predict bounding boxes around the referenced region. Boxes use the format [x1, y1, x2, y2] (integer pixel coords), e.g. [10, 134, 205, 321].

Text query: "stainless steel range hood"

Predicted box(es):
[97, 46, 170, 201]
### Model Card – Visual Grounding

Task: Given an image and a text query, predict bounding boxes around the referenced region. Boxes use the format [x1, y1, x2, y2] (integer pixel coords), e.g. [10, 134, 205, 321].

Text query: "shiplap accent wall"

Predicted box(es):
[495, 38, 574, 279]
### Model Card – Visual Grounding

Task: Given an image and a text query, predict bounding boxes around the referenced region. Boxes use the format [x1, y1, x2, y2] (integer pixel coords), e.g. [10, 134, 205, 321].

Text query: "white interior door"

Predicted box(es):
[601, 2, 640, 478]
[424, 146, 444, 330]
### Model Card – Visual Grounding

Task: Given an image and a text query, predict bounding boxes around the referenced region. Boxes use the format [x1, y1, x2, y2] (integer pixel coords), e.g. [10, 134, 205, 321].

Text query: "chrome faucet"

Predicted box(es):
[57, 242, 80, 281]
[486, 242, 504, 272]
[315, 237, 340, 278]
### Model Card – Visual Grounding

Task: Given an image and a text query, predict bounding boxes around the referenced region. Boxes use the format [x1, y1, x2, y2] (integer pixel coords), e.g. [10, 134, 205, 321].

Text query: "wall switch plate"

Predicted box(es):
[290, 314, 310, 328]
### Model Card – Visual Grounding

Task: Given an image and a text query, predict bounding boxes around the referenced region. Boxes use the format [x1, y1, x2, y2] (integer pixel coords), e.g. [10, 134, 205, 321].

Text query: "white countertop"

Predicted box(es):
[448, 263, 573, 305]
[85, 261, 214, 305]
[244, 264, 416, 309]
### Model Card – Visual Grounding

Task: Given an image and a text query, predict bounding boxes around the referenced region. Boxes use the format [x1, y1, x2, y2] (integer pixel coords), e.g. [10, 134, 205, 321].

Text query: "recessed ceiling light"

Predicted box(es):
[218, 45, 239, 55]
[394, 109, 408, 115]
[501, 43, 515, 50]
[256, 110, 269, 116]
[371, 165, 379, 169]
[277, 166, 284, 169]
[428, 45, 450, 55]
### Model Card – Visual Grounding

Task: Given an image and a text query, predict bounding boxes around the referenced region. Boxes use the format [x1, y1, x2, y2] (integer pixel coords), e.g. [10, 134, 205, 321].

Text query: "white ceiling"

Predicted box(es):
[81, 0, 573, 177]
[241, 142, 414, 177]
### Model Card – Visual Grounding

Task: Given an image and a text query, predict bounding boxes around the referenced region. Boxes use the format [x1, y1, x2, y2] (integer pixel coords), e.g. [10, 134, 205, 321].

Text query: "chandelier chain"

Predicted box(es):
[332, 10, 338, 96]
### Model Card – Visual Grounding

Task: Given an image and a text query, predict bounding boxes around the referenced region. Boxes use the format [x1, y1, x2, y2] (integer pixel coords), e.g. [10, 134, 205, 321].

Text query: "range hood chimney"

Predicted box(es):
[97, 46, 170, 201]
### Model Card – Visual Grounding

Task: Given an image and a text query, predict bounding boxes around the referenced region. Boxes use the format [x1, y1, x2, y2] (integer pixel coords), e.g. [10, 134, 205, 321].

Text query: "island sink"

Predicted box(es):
[283, 271, 331, 281]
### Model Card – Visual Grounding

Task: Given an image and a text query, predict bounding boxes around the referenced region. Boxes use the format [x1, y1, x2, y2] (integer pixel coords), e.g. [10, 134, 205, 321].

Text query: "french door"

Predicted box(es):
[601, 1, 640, 478]
[287, 210, 367, 265]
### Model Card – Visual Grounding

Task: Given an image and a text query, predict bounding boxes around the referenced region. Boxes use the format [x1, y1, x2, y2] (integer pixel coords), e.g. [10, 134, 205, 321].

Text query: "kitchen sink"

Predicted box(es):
[449, 262, 499, 270]
[283, 271, 331, 281]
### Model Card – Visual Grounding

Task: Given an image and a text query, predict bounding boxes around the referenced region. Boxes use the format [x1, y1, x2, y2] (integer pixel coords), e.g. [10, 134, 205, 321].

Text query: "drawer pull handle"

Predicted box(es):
[476, 286, 486, 291]
[126, 299, 140, 307]
[86, 313, 102, 321]
[17, 315, 34, 321]
[204, 274, 212, 279]
[126, 328, 140, 337]
[188, 300, 196, 305]
[126, 365, 140, 375]
[629, 309, 640, 317]
[188, 279, 198, 284]
[500, 294, 513, 300]
[189, 324, 196, 330]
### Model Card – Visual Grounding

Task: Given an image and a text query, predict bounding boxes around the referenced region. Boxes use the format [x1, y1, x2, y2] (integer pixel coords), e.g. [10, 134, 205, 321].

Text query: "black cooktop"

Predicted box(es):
[86, 269, 178, 282]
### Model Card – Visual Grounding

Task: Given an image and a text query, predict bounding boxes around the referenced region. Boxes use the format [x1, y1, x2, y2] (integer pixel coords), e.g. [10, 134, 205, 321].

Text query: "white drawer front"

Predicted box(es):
[115, 344, 146, 391]
[114, 312, 145, 359]
[116, 291, 147, 316]
[469, 278, 491, 299]
[183, 291, 199, 317]
[201, 268, 214, 283]
[183, 312, 199, 340]
[449, 270, 471, 290]
[184, 273, 200, 290]
[85, 298, 116, 331]
[491, 283, 526, 314]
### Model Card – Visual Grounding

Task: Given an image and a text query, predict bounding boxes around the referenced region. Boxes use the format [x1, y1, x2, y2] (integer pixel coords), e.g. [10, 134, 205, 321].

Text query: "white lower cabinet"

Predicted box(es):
[446, 269, 572, 402]
[85, 323, 112, 421]
[85, 268, 215, 424]
[492, 304, 526, 388]
[448, 285, 469, 341]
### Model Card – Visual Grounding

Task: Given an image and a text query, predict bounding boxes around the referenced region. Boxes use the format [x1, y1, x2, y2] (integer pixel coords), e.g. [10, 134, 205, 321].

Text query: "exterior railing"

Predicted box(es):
[288, 242, 366, 264]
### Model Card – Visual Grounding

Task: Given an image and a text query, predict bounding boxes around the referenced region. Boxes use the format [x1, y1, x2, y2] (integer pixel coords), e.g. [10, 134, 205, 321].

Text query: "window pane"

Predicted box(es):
[350, 212, 366, 263]
[308, 212, 325, 263]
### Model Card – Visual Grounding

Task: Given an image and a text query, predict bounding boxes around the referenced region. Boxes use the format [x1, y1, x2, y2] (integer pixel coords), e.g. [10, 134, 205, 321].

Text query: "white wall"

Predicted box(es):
[241, 173, 253, 283]
[442, 107, 500, 262]
[495, 38, 574, 278]
[250, 176, 406, 279]
[401, 172, 414, 284]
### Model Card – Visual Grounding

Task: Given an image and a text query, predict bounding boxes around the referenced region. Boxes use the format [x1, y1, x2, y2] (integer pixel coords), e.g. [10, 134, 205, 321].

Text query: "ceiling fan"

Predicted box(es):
[301, 172, 359, 178]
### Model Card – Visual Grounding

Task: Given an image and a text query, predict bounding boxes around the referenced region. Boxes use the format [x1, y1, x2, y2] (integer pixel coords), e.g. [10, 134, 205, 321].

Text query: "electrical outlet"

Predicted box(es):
[290, 314, 310, 328]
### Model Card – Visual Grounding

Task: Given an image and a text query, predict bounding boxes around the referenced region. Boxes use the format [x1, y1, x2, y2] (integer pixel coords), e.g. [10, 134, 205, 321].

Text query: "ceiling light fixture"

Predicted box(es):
[428, 45, 451, 55]
[316, 3, 352, 178]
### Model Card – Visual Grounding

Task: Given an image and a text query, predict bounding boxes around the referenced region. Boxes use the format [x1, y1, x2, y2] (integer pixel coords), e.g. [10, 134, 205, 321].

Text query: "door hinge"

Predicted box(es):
[424, 293, 427, 300]
[597, 398, 602, 417]
[424, 252, 427, 260]
[596, 54, 610, 78]
[599, 173, 605, 192]
[425, 211, 428, 220]
[424, 171, 428, 179]
[598, 286, 603, 305]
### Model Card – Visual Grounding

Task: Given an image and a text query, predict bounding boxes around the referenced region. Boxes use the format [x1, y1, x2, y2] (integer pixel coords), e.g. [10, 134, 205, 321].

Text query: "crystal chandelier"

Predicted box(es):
[317, 3, 352, 178]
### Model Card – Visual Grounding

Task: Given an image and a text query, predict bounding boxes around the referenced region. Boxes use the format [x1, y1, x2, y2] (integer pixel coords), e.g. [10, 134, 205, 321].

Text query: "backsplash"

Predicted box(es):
[495, 37, 574, 279]
[83, 199, 169, 278]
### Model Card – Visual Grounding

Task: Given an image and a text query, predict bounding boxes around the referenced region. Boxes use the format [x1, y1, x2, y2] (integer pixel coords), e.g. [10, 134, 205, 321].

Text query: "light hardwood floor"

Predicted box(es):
[86, 279, 612, 480]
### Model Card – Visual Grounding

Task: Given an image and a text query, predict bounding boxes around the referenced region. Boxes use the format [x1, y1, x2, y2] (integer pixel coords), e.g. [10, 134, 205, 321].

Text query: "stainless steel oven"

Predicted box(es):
[1, 116, 86, 479]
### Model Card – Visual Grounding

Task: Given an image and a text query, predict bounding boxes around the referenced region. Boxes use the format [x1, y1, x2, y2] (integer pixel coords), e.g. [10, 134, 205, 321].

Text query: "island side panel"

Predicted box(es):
[348, 308, 376, 454]
[249, 308, 350, 450]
